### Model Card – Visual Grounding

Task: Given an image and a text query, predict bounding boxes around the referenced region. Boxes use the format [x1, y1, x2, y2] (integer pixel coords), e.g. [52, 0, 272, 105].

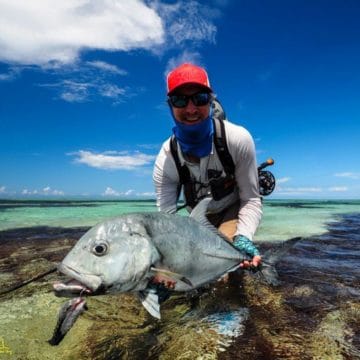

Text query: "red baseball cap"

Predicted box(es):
[167, 63, 212, 95]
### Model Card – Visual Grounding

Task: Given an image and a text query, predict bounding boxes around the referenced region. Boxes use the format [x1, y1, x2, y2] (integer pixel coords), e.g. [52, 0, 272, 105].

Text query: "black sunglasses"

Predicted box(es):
[168, 92, 212, 108]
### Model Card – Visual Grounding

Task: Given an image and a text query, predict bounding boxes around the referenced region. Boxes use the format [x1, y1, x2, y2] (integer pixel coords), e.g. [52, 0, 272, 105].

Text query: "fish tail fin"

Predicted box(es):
[256, 237, 303, 286]
[257, 262, 281, 286]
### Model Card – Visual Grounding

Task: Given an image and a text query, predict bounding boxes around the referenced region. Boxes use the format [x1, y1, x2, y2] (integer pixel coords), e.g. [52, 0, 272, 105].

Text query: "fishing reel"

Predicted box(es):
[258, 158, 276, 196]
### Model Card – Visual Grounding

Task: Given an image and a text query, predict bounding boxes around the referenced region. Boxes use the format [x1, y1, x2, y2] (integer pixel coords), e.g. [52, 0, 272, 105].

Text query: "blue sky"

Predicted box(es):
[0, 0, 359, 199]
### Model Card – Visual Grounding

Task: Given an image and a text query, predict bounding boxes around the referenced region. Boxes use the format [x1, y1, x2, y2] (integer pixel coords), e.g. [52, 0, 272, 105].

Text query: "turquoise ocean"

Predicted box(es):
[1, 199, 359, 241]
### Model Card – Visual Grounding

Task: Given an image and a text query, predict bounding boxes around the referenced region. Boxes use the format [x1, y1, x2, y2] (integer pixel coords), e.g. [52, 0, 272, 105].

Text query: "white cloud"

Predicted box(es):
[155, 1, 219, 75]
[165, 50, 202, 76]
[43, 186, 65, 195]
[328, 186, 348, 192]
[275, 185, 353, 196]
[0, 66, 22, 81]
[0, 1, 223, 104]
[0, 0, 164, 65]
[0, 186, 6, 193]
[277, 177, 291, 184]
[275, 186, 323, 195]
[136, 191, 155, 197]
[153, 1, 216, 46]
[71, 150, 155, 170]
[61, 80, 90, 102]
[41, 78, 127, 103]
[102, 188, 154, 197]
[292, 187, 322, 192]
[21, 187, 64, 196]
[22, 189, 38, 195]
[98, 83, 126, 99]
[86, 61, 127, 75]
[103, 187, 120, 196]
[0, 1, 221, 68]
[334, 172, 360, 180]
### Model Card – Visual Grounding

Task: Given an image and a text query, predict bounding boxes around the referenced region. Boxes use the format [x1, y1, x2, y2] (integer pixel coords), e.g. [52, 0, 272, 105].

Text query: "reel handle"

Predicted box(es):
[258, 158, 274, 171]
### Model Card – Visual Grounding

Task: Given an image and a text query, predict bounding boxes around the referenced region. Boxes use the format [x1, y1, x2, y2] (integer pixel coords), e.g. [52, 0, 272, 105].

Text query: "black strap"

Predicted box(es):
[170, 136, 194, 207]
[212, 117, 235, 175]
[170, 135, 190, 185]
[170, 136, 200, 209]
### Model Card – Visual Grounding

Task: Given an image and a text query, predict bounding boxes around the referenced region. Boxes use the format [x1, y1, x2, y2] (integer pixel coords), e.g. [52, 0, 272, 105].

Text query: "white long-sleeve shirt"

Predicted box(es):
[153, 120, 262, 240]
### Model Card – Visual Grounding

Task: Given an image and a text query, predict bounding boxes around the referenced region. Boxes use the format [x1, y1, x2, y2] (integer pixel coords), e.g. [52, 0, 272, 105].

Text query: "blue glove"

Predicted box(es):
[233, 235, 260, 257]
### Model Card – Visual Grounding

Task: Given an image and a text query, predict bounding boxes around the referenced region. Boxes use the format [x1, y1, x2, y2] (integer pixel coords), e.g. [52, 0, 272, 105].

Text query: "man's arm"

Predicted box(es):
[153, 140, 180, 214]
[226, 122, 263, 240]
[226, 122, 263, 269]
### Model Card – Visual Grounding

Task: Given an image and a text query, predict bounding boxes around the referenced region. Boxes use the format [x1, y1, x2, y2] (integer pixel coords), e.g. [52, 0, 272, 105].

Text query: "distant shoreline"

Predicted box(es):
[0, 198, 157, 203]
[1, 198, 359, 202]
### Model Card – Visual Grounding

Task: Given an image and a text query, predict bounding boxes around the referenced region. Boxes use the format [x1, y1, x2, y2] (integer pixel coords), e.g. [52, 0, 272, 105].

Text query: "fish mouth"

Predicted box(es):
[54, 263, 105, 297]
[53, 279, 93, 297]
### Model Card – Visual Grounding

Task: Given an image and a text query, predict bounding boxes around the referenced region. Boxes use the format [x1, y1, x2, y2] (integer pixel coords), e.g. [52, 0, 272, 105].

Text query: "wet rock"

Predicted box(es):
[310, 305, 360, 359]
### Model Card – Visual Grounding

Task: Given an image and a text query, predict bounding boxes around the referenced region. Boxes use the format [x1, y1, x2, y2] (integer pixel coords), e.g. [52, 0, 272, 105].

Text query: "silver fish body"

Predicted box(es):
[58, 198, 246, 295]
[53, 198, 255, 321]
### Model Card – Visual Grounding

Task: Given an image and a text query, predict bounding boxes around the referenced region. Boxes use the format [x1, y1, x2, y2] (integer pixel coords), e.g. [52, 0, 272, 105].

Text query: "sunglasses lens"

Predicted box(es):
[169, 95, 187, 108]
[169, 92, 211, 108]
[192, 93, 210, 106]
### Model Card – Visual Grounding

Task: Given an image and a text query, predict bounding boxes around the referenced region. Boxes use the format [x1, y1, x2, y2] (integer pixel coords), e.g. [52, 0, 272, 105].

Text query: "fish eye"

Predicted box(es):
[92, 242, 108, 256]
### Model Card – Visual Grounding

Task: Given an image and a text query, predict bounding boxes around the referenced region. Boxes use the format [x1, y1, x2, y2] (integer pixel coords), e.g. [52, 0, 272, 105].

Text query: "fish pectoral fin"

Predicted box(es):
[138, 290, 161, 319]
[150, 267, 193, 287]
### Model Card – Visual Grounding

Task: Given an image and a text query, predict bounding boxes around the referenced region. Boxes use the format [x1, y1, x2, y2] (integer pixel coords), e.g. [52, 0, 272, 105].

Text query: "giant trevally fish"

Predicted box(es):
[49, 198, 278, 345]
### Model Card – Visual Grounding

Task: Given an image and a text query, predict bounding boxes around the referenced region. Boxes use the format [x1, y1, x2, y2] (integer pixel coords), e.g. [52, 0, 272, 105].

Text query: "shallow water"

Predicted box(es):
[0, 200, 157, 231]
[1, 199, 359, 241]
[0, 200, 359, 359]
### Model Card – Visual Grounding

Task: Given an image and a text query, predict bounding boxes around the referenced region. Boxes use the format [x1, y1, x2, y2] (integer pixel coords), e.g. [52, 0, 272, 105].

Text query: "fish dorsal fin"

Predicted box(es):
[190, 197, 232, 243]
[138, 290, 161, 319]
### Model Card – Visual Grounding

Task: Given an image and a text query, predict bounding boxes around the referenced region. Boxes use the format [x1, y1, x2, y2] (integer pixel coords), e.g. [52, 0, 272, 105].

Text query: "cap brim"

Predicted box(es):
[167, 82, 212, 95]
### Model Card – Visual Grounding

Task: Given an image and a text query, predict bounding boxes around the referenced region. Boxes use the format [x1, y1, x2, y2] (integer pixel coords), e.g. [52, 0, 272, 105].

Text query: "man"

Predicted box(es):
[153, 63, 262, 287]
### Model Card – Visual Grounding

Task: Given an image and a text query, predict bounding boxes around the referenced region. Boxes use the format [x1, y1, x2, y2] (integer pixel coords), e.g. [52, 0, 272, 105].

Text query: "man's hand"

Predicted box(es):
[239, 254, 262, 270]
[233, 235, 262, 270]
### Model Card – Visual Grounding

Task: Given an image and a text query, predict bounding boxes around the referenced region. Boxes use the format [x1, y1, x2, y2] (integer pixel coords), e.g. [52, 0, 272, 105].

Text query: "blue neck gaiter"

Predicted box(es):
[172, 109, 214, 158]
